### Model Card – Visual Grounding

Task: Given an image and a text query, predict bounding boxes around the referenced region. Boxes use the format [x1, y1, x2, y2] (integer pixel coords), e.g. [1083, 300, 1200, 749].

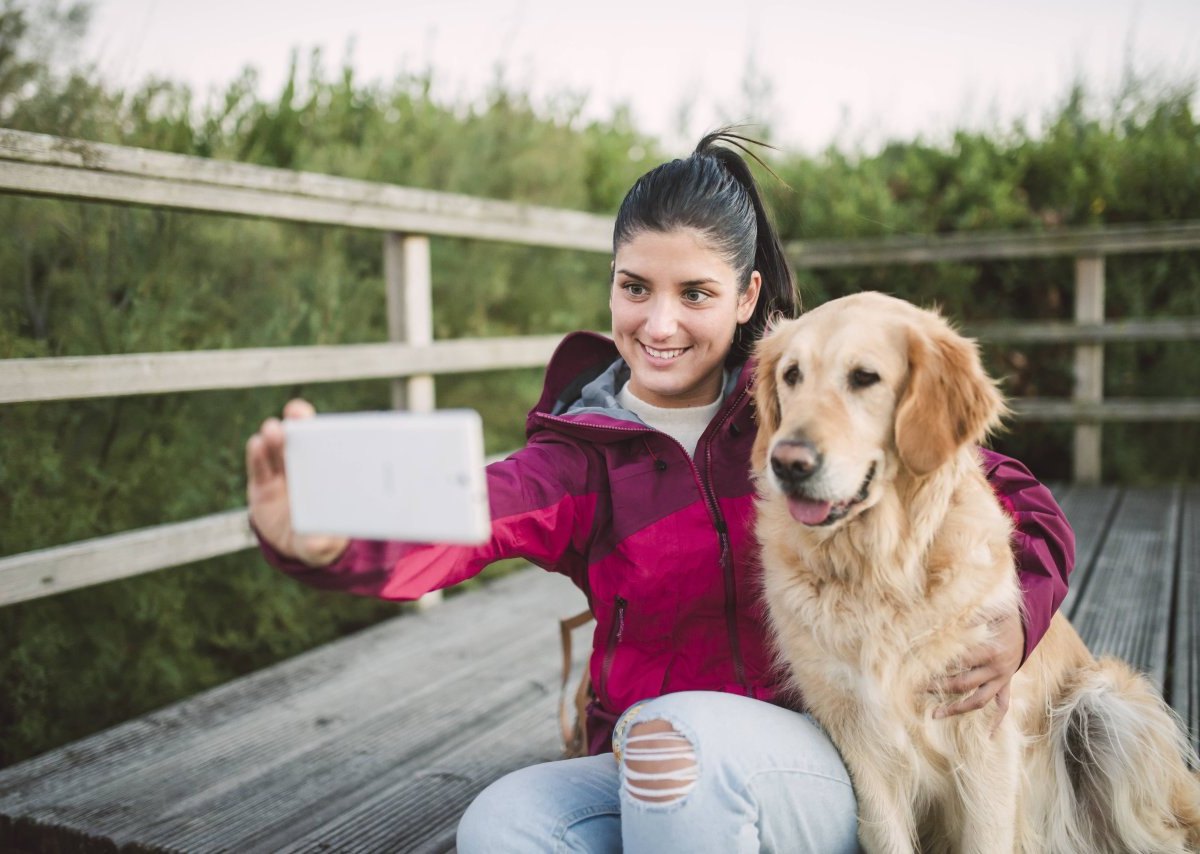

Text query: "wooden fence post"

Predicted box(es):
[1074, 255, 1105, 484]
[385, 233, 435, 413]
[384, 232, 441, 605]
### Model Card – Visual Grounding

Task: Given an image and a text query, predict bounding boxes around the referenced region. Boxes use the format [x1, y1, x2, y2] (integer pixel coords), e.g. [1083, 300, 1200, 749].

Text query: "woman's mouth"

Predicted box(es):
[640, 342, 690, 361]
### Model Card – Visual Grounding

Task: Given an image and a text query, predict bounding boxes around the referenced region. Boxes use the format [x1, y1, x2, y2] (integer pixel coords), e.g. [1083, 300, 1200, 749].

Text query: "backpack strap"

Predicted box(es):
[558, 608, 595, 757]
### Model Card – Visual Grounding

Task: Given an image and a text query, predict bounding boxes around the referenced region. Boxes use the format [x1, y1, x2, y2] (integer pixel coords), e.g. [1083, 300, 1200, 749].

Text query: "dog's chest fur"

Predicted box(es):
[759, 452, 1019, 760]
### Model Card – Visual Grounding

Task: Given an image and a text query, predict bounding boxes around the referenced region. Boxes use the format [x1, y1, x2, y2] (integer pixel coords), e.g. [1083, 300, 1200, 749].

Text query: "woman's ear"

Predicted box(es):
[751, 326, 784, 475]
[894, 317, 1007, 476]
[737, 271, 763, 324]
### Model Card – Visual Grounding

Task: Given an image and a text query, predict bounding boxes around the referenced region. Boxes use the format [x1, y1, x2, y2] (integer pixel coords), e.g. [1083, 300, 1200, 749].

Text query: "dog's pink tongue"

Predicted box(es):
[787, 497, 831, 525]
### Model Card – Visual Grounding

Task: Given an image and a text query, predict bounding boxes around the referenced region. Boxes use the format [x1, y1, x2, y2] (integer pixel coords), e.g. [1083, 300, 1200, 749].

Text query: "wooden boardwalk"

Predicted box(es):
[1, 484, 1196, 853]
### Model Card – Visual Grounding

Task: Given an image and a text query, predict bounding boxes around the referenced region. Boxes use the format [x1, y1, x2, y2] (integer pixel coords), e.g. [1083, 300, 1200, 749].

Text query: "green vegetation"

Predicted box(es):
[1, 1, 1197, 765]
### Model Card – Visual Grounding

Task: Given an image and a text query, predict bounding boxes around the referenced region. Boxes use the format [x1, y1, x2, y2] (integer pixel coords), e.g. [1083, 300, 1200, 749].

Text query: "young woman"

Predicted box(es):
[246, 131, 1074, 852]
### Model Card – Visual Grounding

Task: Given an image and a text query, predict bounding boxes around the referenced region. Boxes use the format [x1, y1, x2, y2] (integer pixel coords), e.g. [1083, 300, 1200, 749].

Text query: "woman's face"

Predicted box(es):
[610, 228, 761, 408]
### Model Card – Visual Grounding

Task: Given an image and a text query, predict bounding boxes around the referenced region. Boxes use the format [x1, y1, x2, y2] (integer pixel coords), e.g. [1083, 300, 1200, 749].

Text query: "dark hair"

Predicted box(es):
[612, 128, 799, 363]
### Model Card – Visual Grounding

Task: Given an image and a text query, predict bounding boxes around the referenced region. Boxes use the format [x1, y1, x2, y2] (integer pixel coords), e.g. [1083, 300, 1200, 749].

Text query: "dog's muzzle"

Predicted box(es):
[770, 444, 877, 526]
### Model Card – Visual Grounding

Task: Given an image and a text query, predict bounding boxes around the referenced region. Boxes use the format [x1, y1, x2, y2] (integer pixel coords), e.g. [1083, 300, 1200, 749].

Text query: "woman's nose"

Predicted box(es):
[643, 299, 678, 340]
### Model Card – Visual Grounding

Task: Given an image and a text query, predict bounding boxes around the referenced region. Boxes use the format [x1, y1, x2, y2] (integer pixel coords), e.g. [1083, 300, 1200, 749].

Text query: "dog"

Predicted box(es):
[752, 291, 1200, 853]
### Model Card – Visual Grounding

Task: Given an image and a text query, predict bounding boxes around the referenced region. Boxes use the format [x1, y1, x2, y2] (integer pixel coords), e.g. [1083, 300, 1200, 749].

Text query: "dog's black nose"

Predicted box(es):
[770, 440, 821, 485]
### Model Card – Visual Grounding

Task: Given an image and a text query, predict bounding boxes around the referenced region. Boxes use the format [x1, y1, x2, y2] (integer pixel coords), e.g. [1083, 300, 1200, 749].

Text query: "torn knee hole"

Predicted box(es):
[622, 719, 698, 803]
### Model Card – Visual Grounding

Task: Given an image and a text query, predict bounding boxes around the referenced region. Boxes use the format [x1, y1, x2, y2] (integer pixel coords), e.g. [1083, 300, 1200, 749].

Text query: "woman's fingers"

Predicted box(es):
[990, 683, 1012, 736]
[283, 398, 316, 420]
[247, 397, 348, 567]
[245, 433, 275, 487]
[932, 662, 994, 695]
[934, 678, 1000, 718]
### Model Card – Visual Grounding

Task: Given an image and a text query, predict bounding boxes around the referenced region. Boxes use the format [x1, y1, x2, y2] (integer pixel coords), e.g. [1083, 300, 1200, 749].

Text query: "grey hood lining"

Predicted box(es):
[553, 357, 740, 425]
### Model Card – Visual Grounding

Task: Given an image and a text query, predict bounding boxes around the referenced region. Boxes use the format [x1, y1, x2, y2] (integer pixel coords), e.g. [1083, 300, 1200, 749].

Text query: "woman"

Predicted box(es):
[246, 131, 1074, 852]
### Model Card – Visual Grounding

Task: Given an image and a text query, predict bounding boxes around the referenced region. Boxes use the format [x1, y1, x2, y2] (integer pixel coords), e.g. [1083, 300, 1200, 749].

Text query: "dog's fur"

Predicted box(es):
[752, 292, 1200, 854]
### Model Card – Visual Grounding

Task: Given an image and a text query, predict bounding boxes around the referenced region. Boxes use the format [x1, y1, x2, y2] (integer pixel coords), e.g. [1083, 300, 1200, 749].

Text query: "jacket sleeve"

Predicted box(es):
[253, 432, 600, 601]
[980, 448, 1076, 662]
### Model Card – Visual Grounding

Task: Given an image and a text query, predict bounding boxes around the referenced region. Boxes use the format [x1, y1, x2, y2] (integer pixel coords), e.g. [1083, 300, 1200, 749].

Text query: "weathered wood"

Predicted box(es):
[787, 221, 1200, 267]
[0, 510, 255, 607]
[0, 130, 613, 251]
[1073, 256, 1105, 484]
[1174, 488, 1199, 757]
[2, 448, 519, 607]
[385, 232, 438, 607]
[1069, 487, 1180, 689]
[386, 233, 436, 414]
[0, 335, 567, 403]
[1052, 484, 1121, 620]
[968, 317, 1200, 344]
[0, 567, 587, 853]
[1009, 398, 1200, 421]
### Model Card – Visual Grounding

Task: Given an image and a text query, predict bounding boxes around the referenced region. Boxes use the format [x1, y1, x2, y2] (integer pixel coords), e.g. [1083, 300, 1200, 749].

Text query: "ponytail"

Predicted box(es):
[613, 127, 799, 364]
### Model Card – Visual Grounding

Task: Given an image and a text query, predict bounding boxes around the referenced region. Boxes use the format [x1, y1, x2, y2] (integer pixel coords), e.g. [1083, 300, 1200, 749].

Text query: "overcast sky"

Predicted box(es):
[84, 0, 1200, 154]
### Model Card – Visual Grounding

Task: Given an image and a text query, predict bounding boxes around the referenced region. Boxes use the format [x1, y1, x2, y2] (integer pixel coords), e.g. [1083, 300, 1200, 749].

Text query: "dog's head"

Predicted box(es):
[751, 292, 1006, 528]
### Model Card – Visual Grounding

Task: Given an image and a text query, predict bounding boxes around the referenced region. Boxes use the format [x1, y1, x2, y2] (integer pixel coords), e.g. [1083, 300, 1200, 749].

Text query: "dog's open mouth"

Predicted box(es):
[785, 463, 877, 527]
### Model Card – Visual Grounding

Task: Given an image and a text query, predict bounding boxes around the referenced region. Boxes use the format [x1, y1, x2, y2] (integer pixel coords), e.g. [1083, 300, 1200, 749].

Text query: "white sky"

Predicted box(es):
[84, 0, 1200, 154]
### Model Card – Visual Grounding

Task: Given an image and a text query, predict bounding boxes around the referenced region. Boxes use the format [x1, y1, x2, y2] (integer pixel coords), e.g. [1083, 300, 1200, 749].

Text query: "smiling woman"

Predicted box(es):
[247, 129, 1076, 853]
[610, 229, 761, 408]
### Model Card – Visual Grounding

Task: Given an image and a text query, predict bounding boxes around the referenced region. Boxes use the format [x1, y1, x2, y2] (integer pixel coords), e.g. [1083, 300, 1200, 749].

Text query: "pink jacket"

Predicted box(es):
[257, 332, 1075, 755]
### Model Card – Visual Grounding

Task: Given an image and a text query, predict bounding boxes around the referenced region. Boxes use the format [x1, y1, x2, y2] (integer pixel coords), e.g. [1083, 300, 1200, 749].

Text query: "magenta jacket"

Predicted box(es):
[258, 332, 1075, 755]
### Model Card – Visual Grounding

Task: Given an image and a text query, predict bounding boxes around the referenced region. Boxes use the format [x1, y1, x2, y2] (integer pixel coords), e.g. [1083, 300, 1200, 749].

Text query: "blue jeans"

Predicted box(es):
[457, 691, 860, 853]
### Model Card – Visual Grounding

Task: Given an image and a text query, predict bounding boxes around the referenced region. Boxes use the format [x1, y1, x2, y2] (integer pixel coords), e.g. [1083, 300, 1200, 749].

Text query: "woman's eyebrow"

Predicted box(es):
[615, 269, 721, 288]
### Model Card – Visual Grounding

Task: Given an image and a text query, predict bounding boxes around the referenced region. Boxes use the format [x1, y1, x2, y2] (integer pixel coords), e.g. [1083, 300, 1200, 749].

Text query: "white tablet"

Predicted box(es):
[283, 410, 491, 544]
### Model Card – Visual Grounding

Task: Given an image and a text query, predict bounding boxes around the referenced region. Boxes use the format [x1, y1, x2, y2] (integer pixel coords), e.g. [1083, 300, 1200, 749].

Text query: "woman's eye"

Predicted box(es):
[683, 290, 710, 304]
[622, 283, 647, 297]
[849, 368, 881, 389]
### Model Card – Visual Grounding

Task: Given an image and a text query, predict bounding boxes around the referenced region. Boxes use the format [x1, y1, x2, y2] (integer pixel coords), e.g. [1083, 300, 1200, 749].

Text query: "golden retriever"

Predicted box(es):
[752, 291, 1200, 854]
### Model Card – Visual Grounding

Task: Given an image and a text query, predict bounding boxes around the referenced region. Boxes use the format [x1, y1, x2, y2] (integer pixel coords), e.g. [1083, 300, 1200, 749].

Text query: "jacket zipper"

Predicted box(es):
[701, 386, 751, 691]
[537, 397, 753, 694]
[598, 594, 627, 710]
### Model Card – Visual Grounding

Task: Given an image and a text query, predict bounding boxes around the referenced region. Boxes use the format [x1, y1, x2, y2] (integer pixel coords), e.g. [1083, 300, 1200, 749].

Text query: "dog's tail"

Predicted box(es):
[1041, 658, 1200, 854]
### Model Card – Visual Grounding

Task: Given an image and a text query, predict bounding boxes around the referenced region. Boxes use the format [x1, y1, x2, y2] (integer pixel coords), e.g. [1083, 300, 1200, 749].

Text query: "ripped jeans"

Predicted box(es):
[456, 691, 860, 853]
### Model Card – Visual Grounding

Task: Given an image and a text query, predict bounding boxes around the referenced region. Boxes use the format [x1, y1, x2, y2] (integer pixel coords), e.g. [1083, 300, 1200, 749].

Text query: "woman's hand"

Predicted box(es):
[246, 398, 349, 567]
[931, 611, 1025, 731]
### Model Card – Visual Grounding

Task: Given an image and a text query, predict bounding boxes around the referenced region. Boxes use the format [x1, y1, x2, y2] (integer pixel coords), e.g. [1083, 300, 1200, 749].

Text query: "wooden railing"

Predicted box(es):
[2, 129, 1198, 608]
[787, 226, 1200, 486]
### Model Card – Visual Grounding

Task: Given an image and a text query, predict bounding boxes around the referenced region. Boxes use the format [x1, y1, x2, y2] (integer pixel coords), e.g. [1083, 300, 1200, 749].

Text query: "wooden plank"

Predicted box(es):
[1, 446, 520, 607]
[1174, 488, 1199, 757]
[1069, 487, 1180, 689]
[787, 221, 1200, 267]
[968, 317, 1200, 344]
[1073, 255, 1105, 484]
[0, 334, 566, 404]
[386, 233, 436, 414]
[0, 510, 255, 606]
[0, 131, 613, 251]
[0, 567, 588, 852]
[1052, 485, 1121, 620]
[8, 132, 1200, 266]
[385, 232, 438, 607]
[1011, 398, 1200, 421]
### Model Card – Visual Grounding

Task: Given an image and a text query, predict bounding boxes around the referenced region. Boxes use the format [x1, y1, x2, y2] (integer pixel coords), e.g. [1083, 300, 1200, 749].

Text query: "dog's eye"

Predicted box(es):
[783, 364, 802, 387]
[849, 368, 881, 389]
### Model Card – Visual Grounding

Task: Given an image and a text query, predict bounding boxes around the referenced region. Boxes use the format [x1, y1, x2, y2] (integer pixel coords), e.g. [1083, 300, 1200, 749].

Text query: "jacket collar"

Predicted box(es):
[527, 331, 754, 437]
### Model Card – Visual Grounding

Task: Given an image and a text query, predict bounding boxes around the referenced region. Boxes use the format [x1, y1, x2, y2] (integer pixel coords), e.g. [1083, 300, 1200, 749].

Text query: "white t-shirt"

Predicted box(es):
[617, 382, 723, 459]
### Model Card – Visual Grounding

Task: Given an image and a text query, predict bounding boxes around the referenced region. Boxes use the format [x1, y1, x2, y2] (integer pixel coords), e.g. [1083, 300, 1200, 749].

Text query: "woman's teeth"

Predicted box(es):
[644, 344, 687, 360]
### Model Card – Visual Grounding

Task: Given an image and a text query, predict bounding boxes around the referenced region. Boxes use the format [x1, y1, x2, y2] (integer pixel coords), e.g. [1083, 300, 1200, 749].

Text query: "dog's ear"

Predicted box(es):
[895, 316, 1007, 476]
[751, 327, 785, 474]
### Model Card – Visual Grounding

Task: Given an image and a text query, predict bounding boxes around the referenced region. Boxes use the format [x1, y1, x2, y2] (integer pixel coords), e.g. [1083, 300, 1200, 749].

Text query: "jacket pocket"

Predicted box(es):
[597, 594, 627, 710]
